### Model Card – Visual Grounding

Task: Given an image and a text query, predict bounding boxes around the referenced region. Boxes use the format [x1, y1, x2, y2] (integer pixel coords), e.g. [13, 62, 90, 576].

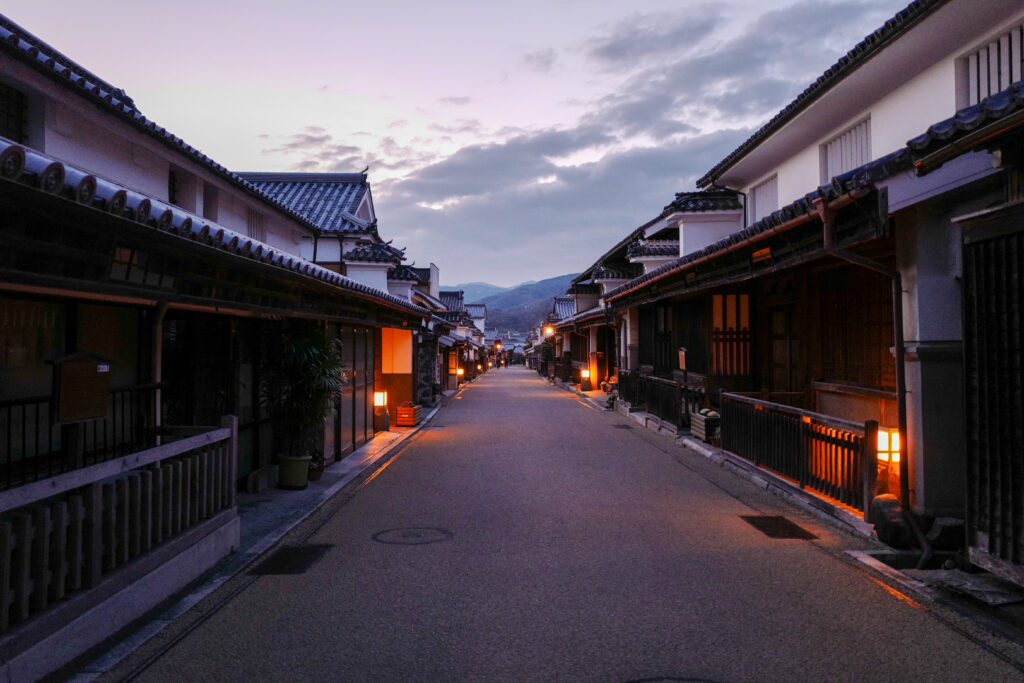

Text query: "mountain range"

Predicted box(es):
[442, 273, 579, 334]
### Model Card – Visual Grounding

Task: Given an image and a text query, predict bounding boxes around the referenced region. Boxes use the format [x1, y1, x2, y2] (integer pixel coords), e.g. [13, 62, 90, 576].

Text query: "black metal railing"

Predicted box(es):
[720, 392, 878, 517]
[618, 370, 706, 430]
[0, 383, 162, 491]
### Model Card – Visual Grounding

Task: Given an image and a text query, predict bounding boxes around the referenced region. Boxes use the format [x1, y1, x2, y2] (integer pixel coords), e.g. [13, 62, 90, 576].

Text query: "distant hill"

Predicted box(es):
[478, 273, 579, 333]
[442, 281, 508, 303]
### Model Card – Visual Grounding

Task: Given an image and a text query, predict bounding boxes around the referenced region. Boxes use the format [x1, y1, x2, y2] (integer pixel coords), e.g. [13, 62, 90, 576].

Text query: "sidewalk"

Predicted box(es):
[71, 400, 447, 681]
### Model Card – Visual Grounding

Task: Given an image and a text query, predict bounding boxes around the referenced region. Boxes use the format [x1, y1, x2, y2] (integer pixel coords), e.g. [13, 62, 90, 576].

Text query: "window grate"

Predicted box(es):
[966, 24, 1023, 106]
[247, 208, 266, 242]
[821, 118, 870, 182]
[0, 82, 26, 143]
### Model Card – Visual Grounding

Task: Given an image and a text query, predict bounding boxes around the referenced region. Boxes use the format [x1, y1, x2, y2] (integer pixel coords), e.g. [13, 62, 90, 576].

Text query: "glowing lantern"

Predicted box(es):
[456, 368, 465, 377]
[544, 326, 554, 336]
[877, 429, 900, 462]
[580, 369, 591, 379]
[477, 364, 482, 371]
[373, 391, 388, 407]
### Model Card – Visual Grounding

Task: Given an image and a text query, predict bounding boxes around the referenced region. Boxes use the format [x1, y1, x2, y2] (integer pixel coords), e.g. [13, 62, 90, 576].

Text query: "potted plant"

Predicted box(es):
[260, 320, 346, 490]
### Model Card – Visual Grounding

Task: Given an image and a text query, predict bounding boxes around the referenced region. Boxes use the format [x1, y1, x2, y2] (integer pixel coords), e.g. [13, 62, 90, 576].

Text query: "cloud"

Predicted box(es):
[378, 127, 746, 284]
[438, 96, 473, 106]
[522, 48, 557, 73]
[585, 10, 723, 70]
[578, 0, 900, 142]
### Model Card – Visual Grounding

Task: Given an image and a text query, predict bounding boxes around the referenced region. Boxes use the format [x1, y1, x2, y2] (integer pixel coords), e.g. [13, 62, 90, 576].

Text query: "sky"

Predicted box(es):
[6, 0, 910, 287]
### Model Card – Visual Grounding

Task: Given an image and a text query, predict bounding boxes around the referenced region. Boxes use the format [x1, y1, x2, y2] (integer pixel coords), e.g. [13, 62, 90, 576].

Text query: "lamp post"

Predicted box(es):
[373, 390, 389, 432]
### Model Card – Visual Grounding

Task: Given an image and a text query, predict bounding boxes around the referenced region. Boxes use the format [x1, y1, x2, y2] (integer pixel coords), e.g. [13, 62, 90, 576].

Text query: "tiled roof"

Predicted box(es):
[697, 0, 948, 188]
[907, 80, 1024, 166]
[572, 212, 665, 286]
[0, 15, 328, 237]
[414, 290, 447, 311]
[344, 242, 405, 264]
[388, 264, 420, 281]
[557, 305, 605, 327]
[608, 148, 913, 302]
[439, 290, 465, 312]
[662, 189, 743, 215]
[627, 240, 679, 259]
[0, 138, 426, 315]
[569, 282, 601, 295]
[553, 296, 575, 321]
[409, 266, 433, 284]
[465, 304, 487, 319]
[239, 173, 374, 234]
[593, 264, 642, 281]
[437, 310, 473, 325]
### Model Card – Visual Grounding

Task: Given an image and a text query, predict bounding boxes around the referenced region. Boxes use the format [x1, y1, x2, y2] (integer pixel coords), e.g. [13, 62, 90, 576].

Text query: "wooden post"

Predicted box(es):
[0, 521, 11, 630]
[863, 420, 879, 523]
[151, 464, 163, 546]
[68, 494, 84, 591]
[50, 501, 68, 602]
[32, 506, 50, 612]
[128, 474, 141, 558]
[14, 514, 31, 621]
[222, 415, 238, 510]
[84, 482, 102, 588]
[116, 478, 129, 566]
[140, 469, 152, 552]
[102, 483, 115, 571]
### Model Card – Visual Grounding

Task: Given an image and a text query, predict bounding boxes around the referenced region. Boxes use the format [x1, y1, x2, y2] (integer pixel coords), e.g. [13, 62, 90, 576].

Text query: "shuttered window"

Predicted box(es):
[965, 23, 1023, 106]
[748, 175, 778, 224]
[0, 82, 27, 143]
[820, 118, 871, 182]
[247, 208, 266, 242]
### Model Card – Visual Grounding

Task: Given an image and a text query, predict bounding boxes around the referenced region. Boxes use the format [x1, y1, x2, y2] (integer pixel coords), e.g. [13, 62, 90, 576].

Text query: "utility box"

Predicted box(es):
[50, 352, 111, 424]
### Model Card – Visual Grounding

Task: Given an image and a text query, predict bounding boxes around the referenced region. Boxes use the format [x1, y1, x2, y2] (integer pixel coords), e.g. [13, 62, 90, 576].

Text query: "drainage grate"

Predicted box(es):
[740, 515, 817, 539]
[250, 544, 333, 575]
[612, 424, 633, 430]
[372, 527, 453, 545]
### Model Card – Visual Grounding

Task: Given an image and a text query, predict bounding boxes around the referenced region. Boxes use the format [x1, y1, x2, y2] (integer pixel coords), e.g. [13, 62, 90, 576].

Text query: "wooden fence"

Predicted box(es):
[0, 416, 236, 633]
[720, 393, 877, 518]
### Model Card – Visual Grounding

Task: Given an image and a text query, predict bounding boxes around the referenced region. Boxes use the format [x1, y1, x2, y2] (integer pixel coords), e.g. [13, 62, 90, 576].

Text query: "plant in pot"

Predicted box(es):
[260, 320, 346, 490]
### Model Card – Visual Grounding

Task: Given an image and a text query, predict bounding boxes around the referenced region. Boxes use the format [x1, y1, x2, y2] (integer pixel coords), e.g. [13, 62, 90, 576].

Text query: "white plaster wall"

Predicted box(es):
[680, 214, 743, 256]
[741, 10, 1022, 207]
[316, 238, 343, 263]
[389, 281, 414, 300]
[345, 264, 390, 292]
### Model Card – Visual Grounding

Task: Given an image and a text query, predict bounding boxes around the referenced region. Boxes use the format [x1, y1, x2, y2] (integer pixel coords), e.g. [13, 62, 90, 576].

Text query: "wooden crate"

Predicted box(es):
[690, 412, 720, 443]
[396, 404, 422, 426]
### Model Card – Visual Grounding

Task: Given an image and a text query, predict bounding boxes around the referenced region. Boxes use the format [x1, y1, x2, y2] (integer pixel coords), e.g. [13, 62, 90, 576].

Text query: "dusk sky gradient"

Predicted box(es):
[7, 0, 909, 286]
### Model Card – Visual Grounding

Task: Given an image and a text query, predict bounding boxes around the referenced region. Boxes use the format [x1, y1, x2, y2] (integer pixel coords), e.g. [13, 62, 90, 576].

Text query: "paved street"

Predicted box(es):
[107, 367, 1024, 682]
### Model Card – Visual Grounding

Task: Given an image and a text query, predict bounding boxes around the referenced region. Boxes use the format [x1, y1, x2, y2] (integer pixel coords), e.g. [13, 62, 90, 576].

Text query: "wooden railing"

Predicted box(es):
[618, 370, 706, 430]
[720, 393, 878, 518]
[0, 383, 161, 491]
[0, 416, 236, 633]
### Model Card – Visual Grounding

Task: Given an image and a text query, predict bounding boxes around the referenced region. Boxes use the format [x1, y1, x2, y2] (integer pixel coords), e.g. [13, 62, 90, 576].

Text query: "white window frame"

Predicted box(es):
[959, 21, 1024, 107]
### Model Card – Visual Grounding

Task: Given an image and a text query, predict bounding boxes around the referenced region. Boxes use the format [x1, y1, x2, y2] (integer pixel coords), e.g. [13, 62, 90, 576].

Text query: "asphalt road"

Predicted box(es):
[118, 367, 1024, 682]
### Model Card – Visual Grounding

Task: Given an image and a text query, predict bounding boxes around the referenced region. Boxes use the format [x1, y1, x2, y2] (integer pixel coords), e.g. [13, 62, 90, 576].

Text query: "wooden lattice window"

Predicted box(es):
[711, 294, 750, 377]
[819, 269, 895, 388]
[0, 82, 27, 143]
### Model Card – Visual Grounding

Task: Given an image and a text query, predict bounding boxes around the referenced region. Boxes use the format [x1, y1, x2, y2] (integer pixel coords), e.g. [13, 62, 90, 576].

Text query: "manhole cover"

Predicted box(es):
[372, 527, 453, 545]
[250, 544, 333, 575]
[613, 424, 633, 430]
[740, 515, 817, 539]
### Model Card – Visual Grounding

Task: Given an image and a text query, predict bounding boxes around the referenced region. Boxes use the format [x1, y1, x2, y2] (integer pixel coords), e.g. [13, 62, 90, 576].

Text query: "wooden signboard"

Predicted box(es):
[51, 353, 112, 424]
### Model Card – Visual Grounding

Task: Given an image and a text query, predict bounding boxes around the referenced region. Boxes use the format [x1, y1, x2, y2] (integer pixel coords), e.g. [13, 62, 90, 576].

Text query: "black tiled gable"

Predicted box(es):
[240, 173, 374, 234]
[663, 189, 743, 215]
[344, 242, 405, 264]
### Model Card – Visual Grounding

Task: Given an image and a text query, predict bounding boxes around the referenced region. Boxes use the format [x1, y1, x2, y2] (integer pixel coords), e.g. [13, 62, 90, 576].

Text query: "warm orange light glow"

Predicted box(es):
[580, 369, 590, 379]
[477, 364, 482, 371]
[877, 429, 900, 462]
[488, 361, 493, 367]
[456, 368, 465, 376]
[495, 341, 502, 349]
[544, 326, 554, 336]
[373, 391, 388, 407]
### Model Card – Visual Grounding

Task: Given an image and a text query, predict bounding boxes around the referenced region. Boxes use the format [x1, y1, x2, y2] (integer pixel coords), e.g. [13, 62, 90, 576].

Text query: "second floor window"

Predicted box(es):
[0, 82, 27, 143]
[820, 118, 871, 182]
[247, 208, 266, 242]
[749, 175, 778, 224]
[963, 23, 1023, 107]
